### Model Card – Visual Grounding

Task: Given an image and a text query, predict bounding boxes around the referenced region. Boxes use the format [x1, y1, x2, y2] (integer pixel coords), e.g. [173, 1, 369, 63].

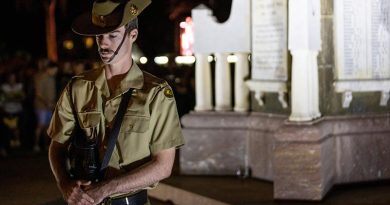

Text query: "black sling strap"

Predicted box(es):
[100, 88, 134, 171]
[106, 28, 130, 63]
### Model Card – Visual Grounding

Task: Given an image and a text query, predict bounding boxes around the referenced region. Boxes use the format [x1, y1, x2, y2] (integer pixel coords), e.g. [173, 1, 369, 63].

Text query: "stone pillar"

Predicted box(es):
[289, 50, 321, 121]
[288, 0, 321, 122]
[215, 52, 232, 111]
[234, 52, 250, 112]
[194, 53, 213, 111]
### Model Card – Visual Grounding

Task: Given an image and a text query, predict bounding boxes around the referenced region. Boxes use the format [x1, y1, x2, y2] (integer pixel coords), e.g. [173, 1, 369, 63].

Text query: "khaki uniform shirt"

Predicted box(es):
[47, 63, 184, 197]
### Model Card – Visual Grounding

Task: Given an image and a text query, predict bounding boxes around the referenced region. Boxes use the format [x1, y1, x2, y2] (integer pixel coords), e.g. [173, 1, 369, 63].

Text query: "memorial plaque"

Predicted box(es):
[251, 0, 288, 81]
[335, 0, 390, 80]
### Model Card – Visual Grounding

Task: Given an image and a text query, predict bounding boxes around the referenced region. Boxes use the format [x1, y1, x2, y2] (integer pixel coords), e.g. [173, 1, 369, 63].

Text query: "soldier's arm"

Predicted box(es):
[49, 141, 95, 205]
[86, 147, 175, 201]
[47, 82, 95, 205]
[48, 141, 70, 189]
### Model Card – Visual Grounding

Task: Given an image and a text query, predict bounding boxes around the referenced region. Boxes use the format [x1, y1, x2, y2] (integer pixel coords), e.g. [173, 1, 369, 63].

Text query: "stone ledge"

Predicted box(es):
[149, 183, 229, 205]
[182, 111, 287, 130]
[276, 113, 390, 143]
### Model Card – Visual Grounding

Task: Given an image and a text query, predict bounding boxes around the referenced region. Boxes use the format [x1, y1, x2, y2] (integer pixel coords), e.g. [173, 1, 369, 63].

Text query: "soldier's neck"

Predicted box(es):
[105, 58, 133, 80]
[105, 58, 132, 94]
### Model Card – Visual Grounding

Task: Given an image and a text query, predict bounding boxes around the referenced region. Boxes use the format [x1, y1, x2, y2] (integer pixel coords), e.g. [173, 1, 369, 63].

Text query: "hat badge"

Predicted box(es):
[92, 14, 107, 27]
[129, 4, 138, 16]
[99, 15, 105, 22]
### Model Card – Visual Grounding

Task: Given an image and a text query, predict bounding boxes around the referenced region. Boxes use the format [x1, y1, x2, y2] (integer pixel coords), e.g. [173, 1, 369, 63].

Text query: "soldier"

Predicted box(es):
[47, 0, 184, 204]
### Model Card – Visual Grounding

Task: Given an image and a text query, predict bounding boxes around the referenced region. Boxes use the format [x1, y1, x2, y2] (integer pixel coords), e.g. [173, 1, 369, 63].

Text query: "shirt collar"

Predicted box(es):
[95, 62, 144, 99]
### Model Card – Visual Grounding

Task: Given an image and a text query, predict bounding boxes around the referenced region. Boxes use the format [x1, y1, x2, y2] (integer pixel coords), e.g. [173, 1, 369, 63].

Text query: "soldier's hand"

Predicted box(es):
[58, 180, 95, 205]
[84, 182, 108, 205]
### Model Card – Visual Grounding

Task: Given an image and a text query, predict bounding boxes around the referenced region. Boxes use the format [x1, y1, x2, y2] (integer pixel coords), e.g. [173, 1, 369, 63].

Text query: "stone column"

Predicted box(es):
[289, 50, 321, 121]
[234, 52, 250, 112]
[194, 53, 213, 111]
[215, 52, 232, 111]
[288, 0, 321, 121]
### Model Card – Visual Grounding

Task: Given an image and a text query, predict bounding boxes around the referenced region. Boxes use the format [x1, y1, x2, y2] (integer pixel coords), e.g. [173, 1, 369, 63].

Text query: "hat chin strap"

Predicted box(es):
[107, 29, 129, 63]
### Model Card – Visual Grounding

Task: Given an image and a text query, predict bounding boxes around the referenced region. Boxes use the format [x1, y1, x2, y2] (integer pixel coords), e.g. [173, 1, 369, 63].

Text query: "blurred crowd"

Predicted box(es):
[0, 53, 195, 158]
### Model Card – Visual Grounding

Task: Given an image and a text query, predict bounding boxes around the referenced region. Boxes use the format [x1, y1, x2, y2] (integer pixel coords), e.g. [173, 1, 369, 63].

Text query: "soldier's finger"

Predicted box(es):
[70, 188, 83, 202]
[76, 180, 83, 187]
[82, 192, 95, 203]
[80, 180, 92, 186]
[67, 197, 78, 205]
[80, 198, 93, 205]
[76, 180, 89, 186]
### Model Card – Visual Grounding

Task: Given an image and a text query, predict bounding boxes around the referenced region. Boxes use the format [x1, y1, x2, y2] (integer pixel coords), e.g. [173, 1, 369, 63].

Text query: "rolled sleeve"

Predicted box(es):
[149, 85, 185, 154]
[47, 84, 75, 144]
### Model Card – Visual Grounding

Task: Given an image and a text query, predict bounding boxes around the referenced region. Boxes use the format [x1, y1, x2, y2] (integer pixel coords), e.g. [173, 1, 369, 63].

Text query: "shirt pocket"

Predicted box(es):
[121, 115, 150, 133]
[78, 111, 101, 137]
[118, 115, 151, 165]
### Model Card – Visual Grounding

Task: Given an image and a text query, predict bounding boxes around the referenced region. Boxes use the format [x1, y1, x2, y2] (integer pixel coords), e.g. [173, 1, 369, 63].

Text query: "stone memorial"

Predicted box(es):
[251, 0, 288, 80]
[335, 0, 390, 80]
[179, 0, 390, 202]
[246, 0, 289, 108]
[334, 0, 390, 108]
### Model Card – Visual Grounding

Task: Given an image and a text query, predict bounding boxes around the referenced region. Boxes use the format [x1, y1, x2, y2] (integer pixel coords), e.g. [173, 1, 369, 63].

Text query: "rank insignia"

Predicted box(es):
[164, 88, 174, 98]
[129, 4, 138, 16]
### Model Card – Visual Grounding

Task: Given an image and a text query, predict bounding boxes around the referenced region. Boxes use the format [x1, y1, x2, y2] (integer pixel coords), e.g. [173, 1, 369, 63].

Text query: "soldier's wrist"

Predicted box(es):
[100, 179, 116, 197]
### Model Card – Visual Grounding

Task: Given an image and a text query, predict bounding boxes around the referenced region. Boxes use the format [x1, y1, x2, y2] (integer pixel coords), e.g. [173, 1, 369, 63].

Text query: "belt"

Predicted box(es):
[100, 190, 147, 205]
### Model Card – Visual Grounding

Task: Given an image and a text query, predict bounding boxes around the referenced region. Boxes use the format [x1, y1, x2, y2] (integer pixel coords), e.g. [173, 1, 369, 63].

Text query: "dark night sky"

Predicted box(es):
[0, 0, 231, 61]
[0, 0, 179, 60]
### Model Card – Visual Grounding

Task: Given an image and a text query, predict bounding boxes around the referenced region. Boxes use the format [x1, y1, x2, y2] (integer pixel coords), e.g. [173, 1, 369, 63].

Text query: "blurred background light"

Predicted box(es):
[175, 56, 195, 65]
[140, 57, 148, 64]
[154, 56, 169, 65]
[179, 17, 194, 56]
[83, 37, 94, 49]
[63, 40, 74, 50]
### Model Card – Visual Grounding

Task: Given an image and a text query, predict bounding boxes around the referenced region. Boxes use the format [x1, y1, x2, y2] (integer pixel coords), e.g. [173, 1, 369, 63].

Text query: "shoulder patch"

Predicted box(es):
[163, 87, 174, 98]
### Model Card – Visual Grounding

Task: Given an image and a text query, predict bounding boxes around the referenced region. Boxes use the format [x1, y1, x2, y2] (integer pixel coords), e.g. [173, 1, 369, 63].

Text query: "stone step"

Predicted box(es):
[149, 175, 273, 205]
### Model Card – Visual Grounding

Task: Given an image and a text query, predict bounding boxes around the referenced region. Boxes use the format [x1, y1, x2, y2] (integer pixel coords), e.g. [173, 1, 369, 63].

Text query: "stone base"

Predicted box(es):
[180, 111, 285, 179]
[274, 114, 390, 200]
[180, 112, 390, 200]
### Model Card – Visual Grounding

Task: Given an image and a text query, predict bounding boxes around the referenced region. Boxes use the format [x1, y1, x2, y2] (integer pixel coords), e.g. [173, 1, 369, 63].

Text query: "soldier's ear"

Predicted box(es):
[129, 29, 138, 41]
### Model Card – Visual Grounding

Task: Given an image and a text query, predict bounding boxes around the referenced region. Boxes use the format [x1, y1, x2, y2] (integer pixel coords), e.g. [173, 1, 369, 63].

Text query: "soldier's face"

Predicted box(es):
[96, 26, 138, 64]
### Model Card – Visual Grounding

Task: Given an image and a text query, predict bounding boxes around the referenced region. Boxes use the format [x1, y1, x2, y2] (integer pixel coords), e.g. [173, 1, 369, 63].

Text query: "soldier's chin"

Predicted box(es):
[100, 55, 111, 64]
